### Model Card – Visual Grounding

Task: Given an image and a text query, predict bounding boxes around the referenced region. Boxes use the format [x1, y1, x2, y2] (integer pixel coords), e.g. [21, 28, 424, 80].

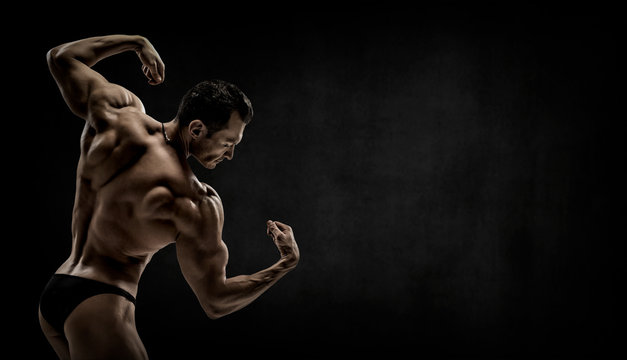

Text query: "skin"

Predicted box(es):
[40, 35, 299, 360]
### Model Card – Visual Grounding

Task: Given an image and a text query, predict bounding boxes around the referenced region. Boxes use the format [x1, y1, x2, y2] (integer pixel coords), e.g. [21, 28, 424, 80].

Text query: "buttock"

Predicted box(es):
[39, 274, 136, 334]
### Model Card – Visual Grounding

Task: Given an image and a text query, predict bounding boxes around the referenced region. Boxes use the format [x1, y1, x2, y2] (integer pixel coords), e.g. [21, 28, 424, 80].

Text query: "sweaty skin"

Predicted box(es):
[40, 35, 299, 360]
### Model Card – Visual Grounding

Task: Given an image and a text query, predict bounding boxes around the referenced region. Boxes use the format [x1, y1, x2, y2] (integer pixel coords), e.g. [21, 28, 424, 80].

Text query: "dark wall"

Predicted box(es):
[24, 5, 623, 358]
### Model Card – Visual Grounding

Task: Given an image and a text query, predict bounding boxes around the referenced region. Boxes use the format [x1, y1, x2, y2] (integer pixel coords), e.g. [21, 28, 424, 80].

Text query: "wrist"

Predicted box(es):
[279, 255, 299, 271]
[130, 35, 148, 51]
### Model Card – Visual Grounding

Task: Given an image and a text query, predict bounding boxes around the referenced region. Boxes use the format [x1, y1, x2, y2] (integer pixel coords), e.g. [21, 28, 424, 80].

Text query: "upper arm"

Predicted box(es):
[140, 185, 227, 280]
[140, 181, 228, 315]
[47, 46, 143, 128]
[173, 193, 229, 312]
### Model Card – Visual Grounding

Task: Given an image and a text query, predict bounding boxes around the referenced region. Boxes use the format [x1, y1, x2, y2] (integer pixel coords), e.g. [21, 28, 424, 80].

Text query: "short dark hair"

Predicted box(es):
[176, 79, 253, 136]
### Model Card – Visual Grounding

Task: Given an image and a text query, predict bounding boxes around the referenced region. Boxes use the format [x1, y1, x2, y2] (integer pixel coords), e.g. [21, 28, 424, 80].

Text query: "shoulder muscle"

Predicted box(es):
[88, 84, 145, 132]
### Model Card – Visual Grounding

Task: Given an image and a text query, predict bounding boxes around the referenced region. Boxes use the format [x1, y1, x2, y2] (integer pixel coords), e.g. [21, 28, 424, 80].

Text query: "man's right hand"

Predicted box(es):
[267, 220, 300, 269]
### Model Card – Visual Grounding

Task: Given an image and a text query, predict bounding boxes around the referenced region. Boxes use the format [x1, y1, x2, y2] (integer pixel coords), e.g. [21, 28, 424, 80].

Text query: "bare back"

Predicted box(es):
[43, 35, 209, 295]
[58, 104, 204, 295]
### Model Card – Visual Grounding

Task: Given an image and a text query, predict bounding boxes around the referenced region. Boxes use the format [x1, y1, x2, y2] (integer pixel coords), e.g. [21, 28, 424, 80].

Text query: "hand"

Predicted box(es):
[136, 37, 165, 85]
[267, 220, 300, 268]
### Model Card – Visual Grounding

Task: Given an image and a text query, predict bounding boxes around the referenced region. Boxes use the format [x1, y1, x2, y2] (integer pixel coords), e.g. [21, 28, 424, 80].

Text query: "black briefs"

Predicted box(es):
[39, 274, 136, 334]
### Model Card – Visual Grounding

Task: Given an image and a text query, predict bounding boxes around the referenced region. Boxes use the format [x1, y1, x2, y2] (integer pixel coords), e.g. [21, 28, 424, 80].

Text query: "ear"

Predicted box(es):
[188, 120, 204, 139]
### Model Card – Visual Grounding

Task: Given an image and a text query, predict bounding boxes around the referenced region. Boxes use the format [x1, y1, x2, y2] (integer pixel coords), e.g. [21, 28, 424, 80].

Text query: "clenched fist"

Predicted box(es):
[135, 37, 165, 85]
[267, 220, 300, 269]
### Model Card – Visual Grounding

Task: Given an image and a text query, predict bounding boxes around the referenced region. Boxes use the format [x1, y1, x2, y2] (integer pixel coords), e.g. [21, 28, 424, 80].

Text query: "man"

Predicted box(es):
[39, 34, 300, 359]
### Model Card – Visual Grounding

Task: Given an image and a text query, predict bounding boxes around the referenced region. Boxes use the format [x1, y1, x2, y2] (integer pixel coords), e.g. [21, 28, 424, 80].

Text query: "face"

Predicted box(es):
[189, 112, 246, 169]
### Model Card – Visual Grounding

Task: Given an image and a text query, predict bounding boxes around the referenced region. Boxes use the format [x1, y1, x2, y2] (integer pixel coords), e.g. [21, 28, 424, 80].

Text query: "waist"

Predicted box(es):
[56, 250, 153, 297]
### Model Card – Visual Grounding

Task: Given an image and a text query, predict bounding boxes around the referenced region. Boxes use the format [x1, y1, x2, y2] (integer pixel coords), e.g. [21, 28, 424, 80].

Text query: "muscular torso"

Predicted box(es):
[57, 106, 207, 296]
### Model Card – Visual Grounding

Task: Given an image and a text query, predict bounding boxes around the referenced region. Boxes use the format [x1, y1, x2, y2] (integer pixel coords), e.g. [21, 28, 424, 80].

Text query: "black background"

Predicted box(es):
[17, 3, 624, 358]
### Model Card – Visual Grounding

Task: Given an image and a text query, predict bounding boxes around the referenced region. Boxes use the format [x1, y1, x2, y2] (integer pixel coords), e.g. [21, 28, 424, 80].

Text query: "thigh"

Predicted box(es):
[65, 294, 147, 360]
[39, 307, 71, 360]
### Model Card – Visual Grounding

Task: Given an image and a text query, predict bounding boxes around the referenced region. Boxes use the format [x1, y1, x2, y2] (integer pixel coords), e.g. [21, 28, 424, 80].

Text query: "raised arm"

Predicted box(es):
[171, 188, 300, 319]
[47, 35, 164, 127]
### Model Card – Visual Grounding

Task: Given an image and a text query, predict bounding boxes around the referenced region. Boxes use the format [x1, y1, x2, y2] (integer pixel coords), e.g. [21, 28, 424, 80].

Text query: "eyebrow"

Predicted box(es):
[226, 136, 241, 144]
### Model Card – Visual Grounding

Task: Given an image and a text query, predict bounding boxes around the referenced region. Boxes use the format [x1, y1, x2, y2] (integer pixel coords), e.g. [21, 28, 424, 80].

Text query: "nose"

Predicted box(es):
[224, 146, 234, 160]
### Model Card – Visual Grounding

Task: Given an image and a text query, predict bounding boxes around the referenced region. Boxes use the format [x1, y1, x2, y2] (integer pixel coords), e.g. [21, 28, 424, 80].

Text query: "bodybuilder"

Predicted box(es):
[39, 35, 299, 359]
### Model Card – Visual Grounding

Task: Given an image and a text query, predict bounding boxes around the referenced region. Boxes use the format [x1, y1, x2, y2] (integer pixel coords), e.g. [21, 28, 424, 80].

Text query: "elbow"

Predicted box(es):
[201, 291, 235, 320]
[203, 302, 229, 320]
[46, 47, 59, 67]
[46, 45, 69, 71]
[205, 310, 226, 320]
[47, 43, 77, 69]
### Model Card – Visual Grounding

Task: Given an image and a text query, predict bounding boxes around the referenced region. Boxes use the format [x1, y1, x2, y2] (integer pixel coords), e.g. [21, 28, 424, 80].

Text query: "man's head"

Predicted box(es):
[176, 80, 253, 169]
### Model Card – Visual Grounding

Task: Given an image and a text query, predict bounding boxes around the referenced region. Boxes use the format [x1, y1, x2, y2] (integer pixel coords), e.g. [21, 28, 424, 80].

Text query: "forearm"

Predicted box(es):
[203, 259, 296, 319]
[49, 35, 145, 67]
[47, 34, 163, 120]
[176, 198, 299, 319]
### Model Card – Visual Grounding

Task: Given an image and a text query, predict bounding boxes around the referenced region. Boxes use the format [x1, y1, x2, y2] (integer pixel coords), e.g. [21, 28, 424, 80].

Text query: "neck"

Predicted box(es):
[163, 119, 190, 158]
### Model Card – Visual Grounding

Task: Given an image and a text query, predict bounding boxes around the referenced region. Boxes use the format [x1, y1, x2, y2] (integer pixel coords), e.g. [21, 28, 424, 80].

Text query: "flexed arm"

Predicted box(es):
[47, 35, 164, 125]
[171, 188, 300, 319]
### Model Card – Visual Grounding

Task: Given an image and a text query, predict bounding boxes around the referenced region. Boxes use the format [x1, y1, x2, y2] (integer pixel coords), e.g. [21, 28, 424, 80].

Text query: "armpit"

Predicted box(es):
[140, 186, 202, 236]
[140, 186, 176, 219]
